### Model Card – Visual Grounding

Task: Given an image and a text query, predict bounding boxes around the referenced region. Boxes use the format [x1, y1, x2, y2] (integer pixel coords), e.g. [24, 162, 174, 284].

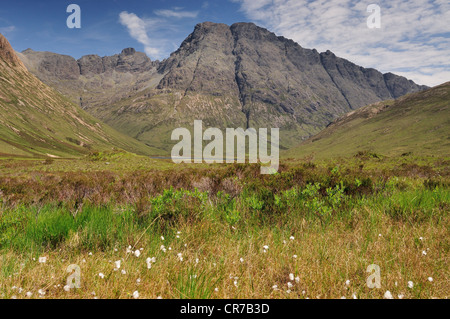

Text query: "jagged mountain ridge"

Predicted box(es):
[17, 22, 428, 151]
[0, 33, 161, 158]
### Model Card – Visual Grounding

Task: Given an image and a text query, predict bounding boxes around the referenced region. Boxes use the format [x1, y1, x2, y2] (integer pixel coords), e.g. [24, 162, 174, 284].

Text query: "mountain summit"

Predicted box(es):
[0, 33, 26, 69]
[0, 33, 160, 157]
[17, 22, 429, 151]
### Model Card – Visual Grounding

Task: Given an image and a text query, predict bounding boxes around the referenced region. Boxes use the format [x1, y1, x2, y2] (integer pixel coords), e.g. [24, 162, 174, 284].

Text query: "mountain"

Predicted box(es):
[17, 22, 428, 152]
[0, 33, 162, 158]
[285, 82, 450, 159]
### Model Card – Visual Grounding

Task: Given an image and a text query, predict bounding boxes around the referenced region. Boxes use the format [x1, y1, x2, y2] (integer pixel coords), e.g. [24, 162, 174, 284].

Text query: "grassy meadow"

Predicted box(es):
[0, 151, 448, 299]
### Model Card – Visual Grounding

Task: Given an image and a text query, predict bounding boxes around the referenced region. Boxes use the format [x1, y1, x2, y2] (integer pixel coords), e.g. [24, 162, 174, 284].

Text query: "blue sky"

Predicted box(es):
[0, 0, 449, 86]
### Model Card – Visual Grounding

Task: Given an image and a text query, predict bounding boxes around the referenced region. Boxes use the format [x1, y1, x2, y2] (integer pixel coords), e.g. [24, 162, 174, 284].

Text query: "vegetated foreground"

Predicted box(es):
[0, 153, 448, 299]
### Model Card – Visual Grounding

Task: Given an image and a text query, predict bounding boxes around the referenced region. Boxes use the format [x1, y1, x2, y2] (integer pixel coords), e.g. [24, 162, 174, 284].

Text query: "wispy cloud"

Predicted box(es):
[0, 25, 16, 36]
[119, 11, 161, 58]
[154, 9, 199, 19]
[232, 0, 450, 86]
[119, 7, 200, 60]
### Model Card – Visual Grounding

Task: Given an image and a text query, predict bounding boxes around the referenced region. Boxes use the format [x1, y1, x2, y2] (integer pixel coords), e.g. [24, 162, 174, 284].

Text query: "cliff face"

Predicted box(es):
[16, 22, 429, 151]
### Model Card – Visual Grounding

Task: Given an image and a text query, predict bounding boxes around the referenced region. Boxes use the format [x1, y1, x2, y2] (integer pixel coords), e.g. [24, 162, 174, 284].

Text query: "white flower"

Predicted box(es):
[214, 288, 219, 292]
[345, 280, 351, 286]
[263, 245, 269, 250]
[289, 273, 294, 281]
[133, 291, 139, 299]
[126, 246, 132, 254]
[408, 281, 414, 289]
[121, 269, 127, 275]
[422, 250, 427, 256]
[398, 294, 404, 299]
[157, 296, 163, 299]
[114, 260, 121, 269]
[26, 291, 32, 298]
[234, 280, 238, 287]
[177, 253, 183, 262]
[272, 285, 278, 290]
[295, 276, 300, 283]
[64, 285, 70, 292]
[428, 277, 433, 282]
[99, 273, 105, 279]
[134, 250, 141, 258]
[341, 296, 346, 299]
[293, 255, 298, 259]
[136, 278, 141, 284]
[146, 258, 152, 269]
[419, 237, 423, 241]
[384, 291, 393, 299]
[195, 258, 199, 264]
[161, 236, 165, 241]
[287, 282, 293, 289]
[352, 293, 357, 299]
[88, 252, 92, 256]
[38, 257, 47, 263]
[290, 236, 295, 241]
[160, 245, 167, 253]
[286, 290, 291, 294]
[38, 289, 45, 296]
[240, 258, 244, 263]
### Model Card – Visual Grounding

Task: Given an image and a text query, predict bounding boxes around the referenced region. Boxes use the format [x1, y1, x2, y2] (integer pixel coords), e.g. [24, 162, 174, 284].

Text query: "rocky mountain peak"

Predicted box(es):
[0, 33, 26, 69]
[121, 48, 136, 56]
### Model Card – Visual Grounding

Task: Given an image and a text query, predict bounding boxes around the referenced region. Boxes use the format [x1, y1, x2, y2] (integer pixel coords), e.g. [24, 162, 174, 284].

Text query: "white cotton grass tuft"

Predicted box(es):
[134, 250, 141, 258]
[384, 291, 394, 299]
[408, 281, 414, 289]
[289, 273, 294, 281]
[38, 289, 46, 296]
[160, 245, 167, 253]
[345, 280, 350, 286]
[133, 291, 139, 299]
[114, 260, 121, 269]
[26, 291, 33, 298]
[428, 277, 433, 282]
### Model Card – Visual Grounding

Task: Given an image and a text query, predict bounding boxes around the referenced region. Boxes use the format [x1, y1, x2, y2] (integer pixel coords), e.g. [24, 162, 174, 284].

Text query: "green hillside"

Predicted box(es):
[285, 82, 450, 159]
[0, 34, 163, 158]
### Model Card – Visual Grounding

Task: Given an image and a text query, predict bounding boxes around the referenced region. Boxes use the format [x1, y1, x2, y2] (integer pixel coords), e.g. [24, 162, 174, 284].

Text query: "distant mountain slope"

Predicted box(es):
[18, 22, 428, 151]
[0, 33, 162, 158]
[285, 82, 450, 159]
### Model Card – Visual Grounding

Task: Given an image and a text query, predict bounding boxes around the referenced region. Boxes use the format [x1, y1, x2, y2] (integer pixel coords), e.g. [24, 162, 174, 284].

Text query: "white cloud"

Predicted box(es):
[0, 25, 16, 35]
[232, 0, 450, 86]
[119, 11, 162, 59]
[154, 9, 199, 19]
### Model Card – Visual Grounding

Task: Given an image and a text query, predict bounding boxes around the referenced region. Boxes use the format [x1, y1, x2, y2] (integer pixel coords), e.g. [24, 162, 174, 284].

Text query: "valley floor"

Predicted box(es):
[0, 153, 448, 299]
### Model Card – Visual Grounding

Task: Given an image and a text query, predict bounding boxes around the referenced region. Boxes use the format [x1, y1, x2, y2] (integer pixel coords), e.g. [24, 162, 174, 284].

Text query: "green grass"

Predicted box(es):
[285, 82, 450, 159]
[0, 155, 448, 299]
